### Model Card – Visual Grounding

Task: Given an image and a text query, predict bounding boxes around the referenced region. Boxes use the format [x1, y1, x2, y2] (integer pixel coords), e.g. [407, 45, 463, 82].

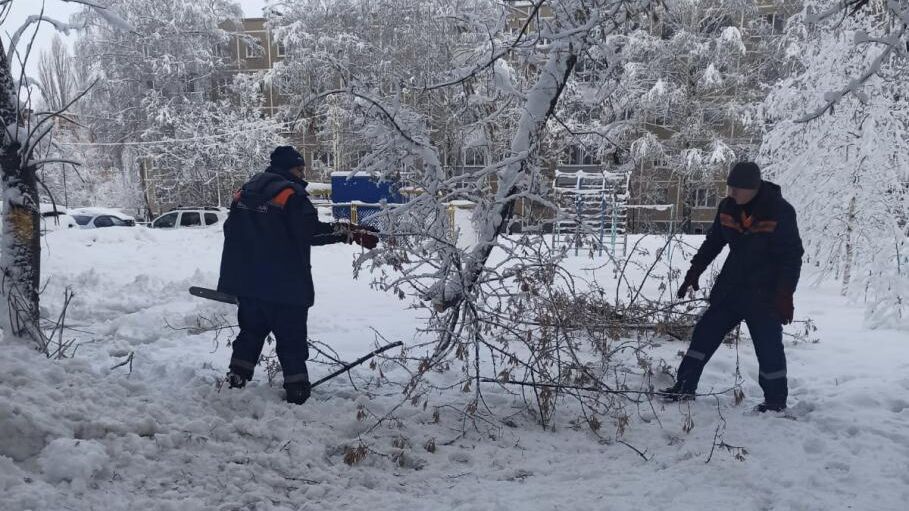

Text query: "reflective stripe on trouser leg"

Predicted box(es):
[684, 350, 707, 361]
[759, 369, 787, 380]
[676, 304, 743, 393]
[268, 305, 311, 388]
[284, 371, 309, 385]
[746, 311, 787, 404]
[229, 358, 257, 371]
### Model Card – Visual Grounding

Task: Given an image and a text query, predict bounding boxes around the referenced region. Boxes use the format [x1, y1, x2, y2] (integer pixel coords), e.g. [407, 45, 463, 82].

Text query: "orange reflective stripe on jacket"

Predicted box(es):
[720, 212, 777, 234]
[270, 188, 295, 208]
[741, 212, 754, 230]
[750, 220, 778, 233]
[719, 213, 743, 232]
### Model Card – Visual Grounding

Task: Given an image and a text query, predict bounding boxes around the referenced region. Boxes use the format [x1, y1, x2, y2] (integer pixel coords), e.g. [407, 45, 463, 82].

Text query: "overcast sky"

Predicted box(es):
[2, 0, 269, 76]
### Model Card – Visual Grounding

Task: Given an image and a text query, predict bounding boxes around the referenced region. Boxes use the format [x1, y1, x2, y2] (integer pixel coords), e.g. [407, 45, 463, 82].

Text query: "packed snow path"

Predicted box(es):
[1, 228, 907, 510]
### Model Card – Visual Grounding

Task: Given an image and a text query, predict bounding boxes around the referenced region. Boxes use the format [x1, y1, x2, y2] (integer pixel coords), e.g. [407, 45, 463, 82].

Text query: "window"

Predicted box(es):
[275, 42, 286, 57]
[464, 147, 486, 166]
[573, 58, 599, 84]
[204, 213, 219, 225]
[690, 187, 717, 208]
[72, 215, 92, 226]
[93, 216, 114, 228]
[180, 212, 202, 227]
[215, 76, 233, 96]
[317, 151, 335, 167]
[645, 182, 672, 205]
[651, 155, 669, 169]
[109, 216, 129, 227]
[245, 38, 264, 58]
[763, 14, 785, 35]
[153, 212, 178, 228]
[562, 145, 599, 166]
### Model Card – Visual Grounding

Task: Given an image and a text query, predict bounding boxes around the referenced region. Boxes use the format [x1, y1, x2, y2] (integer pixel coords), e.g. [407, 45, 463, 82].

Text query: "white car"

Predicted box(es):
[149, 207, 228, 229]
[69, 207, 137, 228]
[39, 203, 76, 231]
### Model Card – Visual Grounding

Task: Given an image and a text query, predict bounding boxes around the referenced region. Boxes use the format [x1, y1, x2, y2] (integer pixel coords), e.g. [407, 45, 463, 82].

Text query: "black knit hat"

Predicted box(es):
[270, 146, 306, 170]
[726, 161, 761, 190]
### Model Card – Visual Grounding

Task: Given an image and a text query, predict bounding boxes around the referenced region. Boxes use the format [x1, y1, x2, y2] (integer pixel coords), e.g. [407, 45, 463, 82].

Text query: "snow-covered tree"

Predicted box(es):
[556, 0, 789, 230]
[760, 0, 909, 328]
[267, 0, 507, 180]
[0, 0, 131, 348]
[268, 0, 689, 425]
[73, 0, 285, 215]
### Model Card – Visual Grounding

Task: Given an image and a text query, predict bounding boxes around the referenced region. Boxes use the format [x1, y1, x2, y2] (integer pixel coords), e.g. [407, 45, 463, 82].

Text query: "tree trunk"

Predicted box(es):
[430, 49, 579, 308]
[841, 195, 856, 296]
[0, 40, 42, 339]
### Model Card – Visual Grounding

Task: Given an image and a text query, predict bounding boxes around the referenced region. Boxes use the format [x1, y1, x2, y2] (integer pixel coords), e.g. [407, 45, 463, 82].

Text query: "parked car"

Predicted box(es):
[69, 207, 137, 228]
[40, 203, 76, 232]
[149, 207, 228, 229]
[0, 202, 77, 233]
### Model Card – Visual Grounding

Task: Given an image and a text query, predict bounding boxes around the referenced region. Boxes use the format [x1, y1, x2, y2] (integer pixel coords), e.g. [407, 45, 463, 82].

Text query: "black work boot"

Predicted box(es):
[657, 383, 695, 402]
[285, 381, 311, 405]
[753, 401, 787, 413]
[226, 371, 248, 389]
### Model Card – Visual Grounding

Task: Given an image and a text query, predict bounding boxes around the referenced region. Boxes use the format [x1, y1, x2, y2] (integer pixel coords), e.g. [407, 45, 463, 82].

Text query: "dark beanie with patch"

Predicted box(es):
[726, 161, 761, 190]
[270, 146, 306, 170]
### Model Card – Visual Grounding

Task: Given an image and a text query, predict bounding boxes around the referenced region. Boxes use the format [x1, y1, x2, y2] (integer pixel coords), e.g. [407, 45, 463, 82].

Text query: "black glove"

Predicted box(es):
[677, 266, 704, 299]
[774, 288, 794, 325]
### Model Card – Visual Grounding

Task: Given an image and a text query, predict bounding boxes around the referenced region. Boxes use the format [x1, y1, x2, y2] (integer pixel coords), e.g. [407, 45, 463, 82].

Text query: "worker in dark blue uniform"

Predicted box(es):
[218, 146, 378, 404]
[661, 162, 804, 412]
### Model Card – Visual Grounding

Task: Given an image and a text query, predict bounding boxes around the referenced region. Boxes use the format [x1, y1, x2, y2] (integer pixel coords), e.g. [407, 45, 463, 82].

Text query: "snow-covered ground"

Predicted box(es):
[1, 227, 908, 510]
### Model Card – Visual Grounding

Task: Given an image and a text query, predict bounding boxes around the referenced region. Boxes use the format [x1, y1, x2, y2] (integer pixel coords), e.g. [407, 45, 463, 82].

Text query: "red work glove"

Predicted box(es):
[350, 230, 378, 249]
[676, 266, 704, 299]
[333, 222, 380, 249]
[774, 289, 794, 325]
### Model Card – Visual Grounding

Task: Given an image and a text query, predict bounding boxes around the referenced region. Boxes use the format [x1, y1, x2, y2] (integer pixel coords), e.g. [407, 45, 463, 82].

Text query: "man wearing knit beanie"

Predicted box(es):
[217, 146, 379, 405]
[660, 161, 804, 413]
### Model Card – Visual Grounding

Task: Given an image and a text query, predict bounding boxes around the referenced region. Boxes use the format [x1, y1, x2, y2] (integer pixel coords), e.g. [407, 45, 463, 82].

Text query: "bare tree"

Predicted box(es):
[36, 34, 77, 112]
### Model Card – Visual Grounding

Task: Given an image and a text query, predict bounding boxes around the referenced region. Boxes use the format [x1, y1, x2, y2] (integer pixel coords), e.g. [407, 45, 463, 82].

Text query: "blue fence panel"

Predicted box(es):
[330, 172, 404, 229]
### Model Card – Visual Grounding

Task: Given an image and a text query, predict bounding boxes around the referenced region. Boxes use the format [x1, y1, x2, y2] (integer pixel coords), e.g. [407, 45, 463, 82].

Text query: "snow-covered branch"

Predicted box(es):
[799, 0, 909, 122]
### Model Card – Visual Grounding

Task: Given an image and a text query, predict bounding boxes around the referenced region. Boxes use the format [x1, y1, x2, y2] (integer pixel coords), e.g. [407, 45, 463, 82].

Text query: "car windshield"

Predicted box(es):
[72, 215, 92, 226]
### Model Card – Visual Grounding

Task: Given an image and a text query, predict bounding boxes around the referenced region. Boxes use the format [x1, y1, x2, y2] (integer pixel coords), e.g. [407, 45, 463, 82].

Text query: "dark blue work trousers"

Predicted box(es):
[229, 297, 310, 389]
[676, 298, 787, 404]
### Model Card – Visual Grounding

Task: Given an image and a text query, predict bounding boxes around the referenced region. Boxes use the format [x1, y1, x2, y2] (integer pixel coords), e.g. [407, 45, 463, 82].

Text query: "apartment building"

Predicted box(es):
[218, 18, 326, 179]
